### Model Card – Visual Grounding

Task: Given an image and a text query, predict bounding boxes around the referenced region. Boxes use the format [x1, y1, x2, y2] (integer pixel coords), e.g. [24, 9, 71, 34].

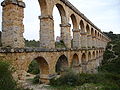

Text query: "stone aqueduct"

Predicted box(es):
[0, 0, 110, 83]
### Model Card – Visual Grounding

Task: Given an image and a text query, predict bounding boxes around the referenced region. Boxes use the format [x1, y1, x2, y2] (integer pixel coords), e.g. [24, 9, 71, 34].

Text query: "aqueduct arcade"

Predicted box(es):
[0, 0, 110, 83]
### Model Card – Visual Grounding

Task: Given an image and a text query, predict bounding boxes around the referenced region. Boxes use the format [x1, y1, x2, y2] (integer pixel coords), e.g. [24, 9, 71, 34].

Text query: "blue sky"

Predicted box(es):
[0, 0, 120, 40]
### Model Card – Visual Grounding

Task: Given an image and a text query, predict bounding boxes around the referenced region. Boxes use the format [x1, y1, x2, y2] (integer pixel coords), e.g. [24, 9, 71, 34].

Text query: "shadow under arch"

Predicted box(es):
[55, 55, 68, 74]
[88, 52, 91, 60]
[81, 53, 87, 64]
[80, 20, 85, 33]
[34, 56, 49, 75]
[71, 53, 79, 67]
[71, 53, 80, 73]
[81, 53, 87, 73]
[86, 24, 90, 35]
[70, 14, 77, 29]
[96, 51, 99, 58]
[92, 51, 95, 60]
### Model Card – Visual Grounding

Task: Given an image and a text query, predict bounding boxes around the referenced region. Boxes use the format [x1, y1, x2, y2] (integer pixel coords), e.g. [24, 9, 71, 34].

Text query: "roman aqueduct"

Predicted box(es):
[0, 0, 110, 83]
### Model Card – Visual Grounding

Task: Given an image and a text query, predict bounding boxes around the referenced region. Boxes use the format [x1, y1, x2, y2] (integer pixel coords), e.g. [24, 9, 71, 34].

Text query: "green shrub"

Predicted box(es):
[32, 74, 40, 84]
[50, 70, 77, 86]
[50, 72, 120, 89]
[0, 61, 18, 90]
[27, 60, 39, 75]
[55, 40, 66, 48]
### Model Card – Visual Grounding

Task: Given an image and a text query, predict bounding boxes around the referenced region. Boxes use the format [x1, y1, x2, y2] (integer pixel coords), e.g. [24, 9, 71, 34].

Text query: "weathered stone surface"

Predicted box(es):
[0, 0, 111, 83]
[1, 1, 25, 48]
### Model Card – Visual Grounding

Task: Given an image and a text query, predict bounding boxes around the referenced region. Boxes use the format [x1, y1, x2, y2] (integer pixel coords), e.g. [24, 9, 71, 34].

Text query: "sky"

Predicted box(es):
[0, 0, 120, 40]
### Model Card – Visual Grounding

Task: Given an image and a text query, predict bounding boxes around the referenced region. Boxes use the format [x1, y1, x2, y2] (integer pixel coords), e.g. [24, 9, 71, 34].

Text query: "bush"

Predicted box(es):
[50, 70, 77, 86]
[0, 61, 18, 90]
[27, 60, 39, 75]
[32, 74, 40, 84]
[50, 72, 120, 89]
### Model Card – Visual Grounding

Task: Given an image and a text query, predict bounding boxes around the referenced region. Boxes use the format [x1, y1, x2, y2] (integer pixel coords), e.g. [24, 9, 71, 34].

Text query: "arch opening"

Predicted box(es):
[27, 56, 49, 83]
[91, 28, 94, 36]
[71, 54, 79, 67]
[96, 51, 99, 58]
[81, 53, 86, 64]
[53, 4, 67, 48]
[88, 52, 91, 60]
[81, 53, 87, 73]
[24, 0, 40, 46]
[86, 24, 90, 35]
[92, 51, 95, 60]
[70, 14, 77, 47]
[35, 57, 49, 75]
[55, 55, 68, 74]
[71, 54, 80, 73]
[80, 20, 85, 33]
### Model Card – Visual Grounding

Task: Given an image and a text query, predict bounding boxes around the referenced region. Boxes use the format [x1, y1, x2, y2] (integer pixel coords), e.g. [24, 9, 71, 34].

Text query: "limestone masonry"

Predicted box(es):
[0, 0, 110, 83]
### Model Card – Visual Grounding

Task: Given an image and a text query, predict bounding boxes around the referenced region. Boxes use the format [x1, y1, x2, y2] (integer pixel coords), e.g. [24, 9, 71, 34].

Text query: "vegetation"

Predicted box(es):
[27, 60, 39, 75]
[50, 71, 120, 90]
[25, 39, 39, 47]
[0, 61, 30, 90]
[50, 31, 120, 89]
[55, 40, 66, 48]
[25, 39, 67, 48]
[27, 60, 40, 84]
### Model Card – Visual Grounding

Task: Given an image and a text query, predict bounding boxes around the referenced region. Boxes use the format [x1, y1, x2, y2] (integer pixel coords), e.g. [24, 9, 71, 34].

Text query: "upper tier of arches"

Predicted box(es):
[39, 0, 110, 42]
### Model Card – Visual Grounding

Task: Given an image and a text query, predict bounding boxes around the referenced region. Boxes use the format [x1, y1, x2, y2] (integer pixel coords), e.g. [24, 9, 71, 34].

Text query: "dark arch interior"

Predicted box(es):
[80, 20, 84, 32]
[93, 51, 95, 59]
[88, 52, 91, 60]
[55, 55, 68, 74]
[35, 57, 49, 75]
[71, 54, 79, 67]
[81, 53, 86, 63]
[86, 24, 90, 34]
[91, 28, 94, 36]
[70, 14, 77, 29]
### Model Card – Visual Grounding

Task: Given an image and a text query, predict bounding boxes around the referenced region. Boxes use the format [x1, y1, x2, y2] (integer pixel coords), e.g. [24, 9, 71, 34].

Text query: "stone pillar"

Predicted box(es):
[60, 23, 71, 48]
[1, 0, 25, 48]
[80, 32, 87, 48]
[72, 29, 81, 48]
[39, 15, 55, 49]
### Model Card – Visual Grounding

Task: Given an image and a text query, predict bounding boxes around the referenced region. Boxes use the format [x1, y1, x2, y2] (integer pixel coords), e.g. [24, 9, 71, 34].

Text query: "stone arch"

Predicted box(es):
[96, 51, 99, 58]
[34, 56, 49, 75]
[86, 24, 90, 35]
[95, 30, 97, 37]
[71, 53, 79, 67]
[80, 20, 85, 32]
[98, 32, 100, 38]
[91, 28, 94, 36]
[71, 53, 80, 73]
[55, 54, 68, 74]
[99, 50, 101, 57]
[38, 0, 48, 15]
[53, 3, 67, 24]
[70, 14, 77, 29]
[88, 52, 91, 60]
[81, 53, 87, 73]
[81, 53, 87, 64]
[92, 51, 95, 59]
